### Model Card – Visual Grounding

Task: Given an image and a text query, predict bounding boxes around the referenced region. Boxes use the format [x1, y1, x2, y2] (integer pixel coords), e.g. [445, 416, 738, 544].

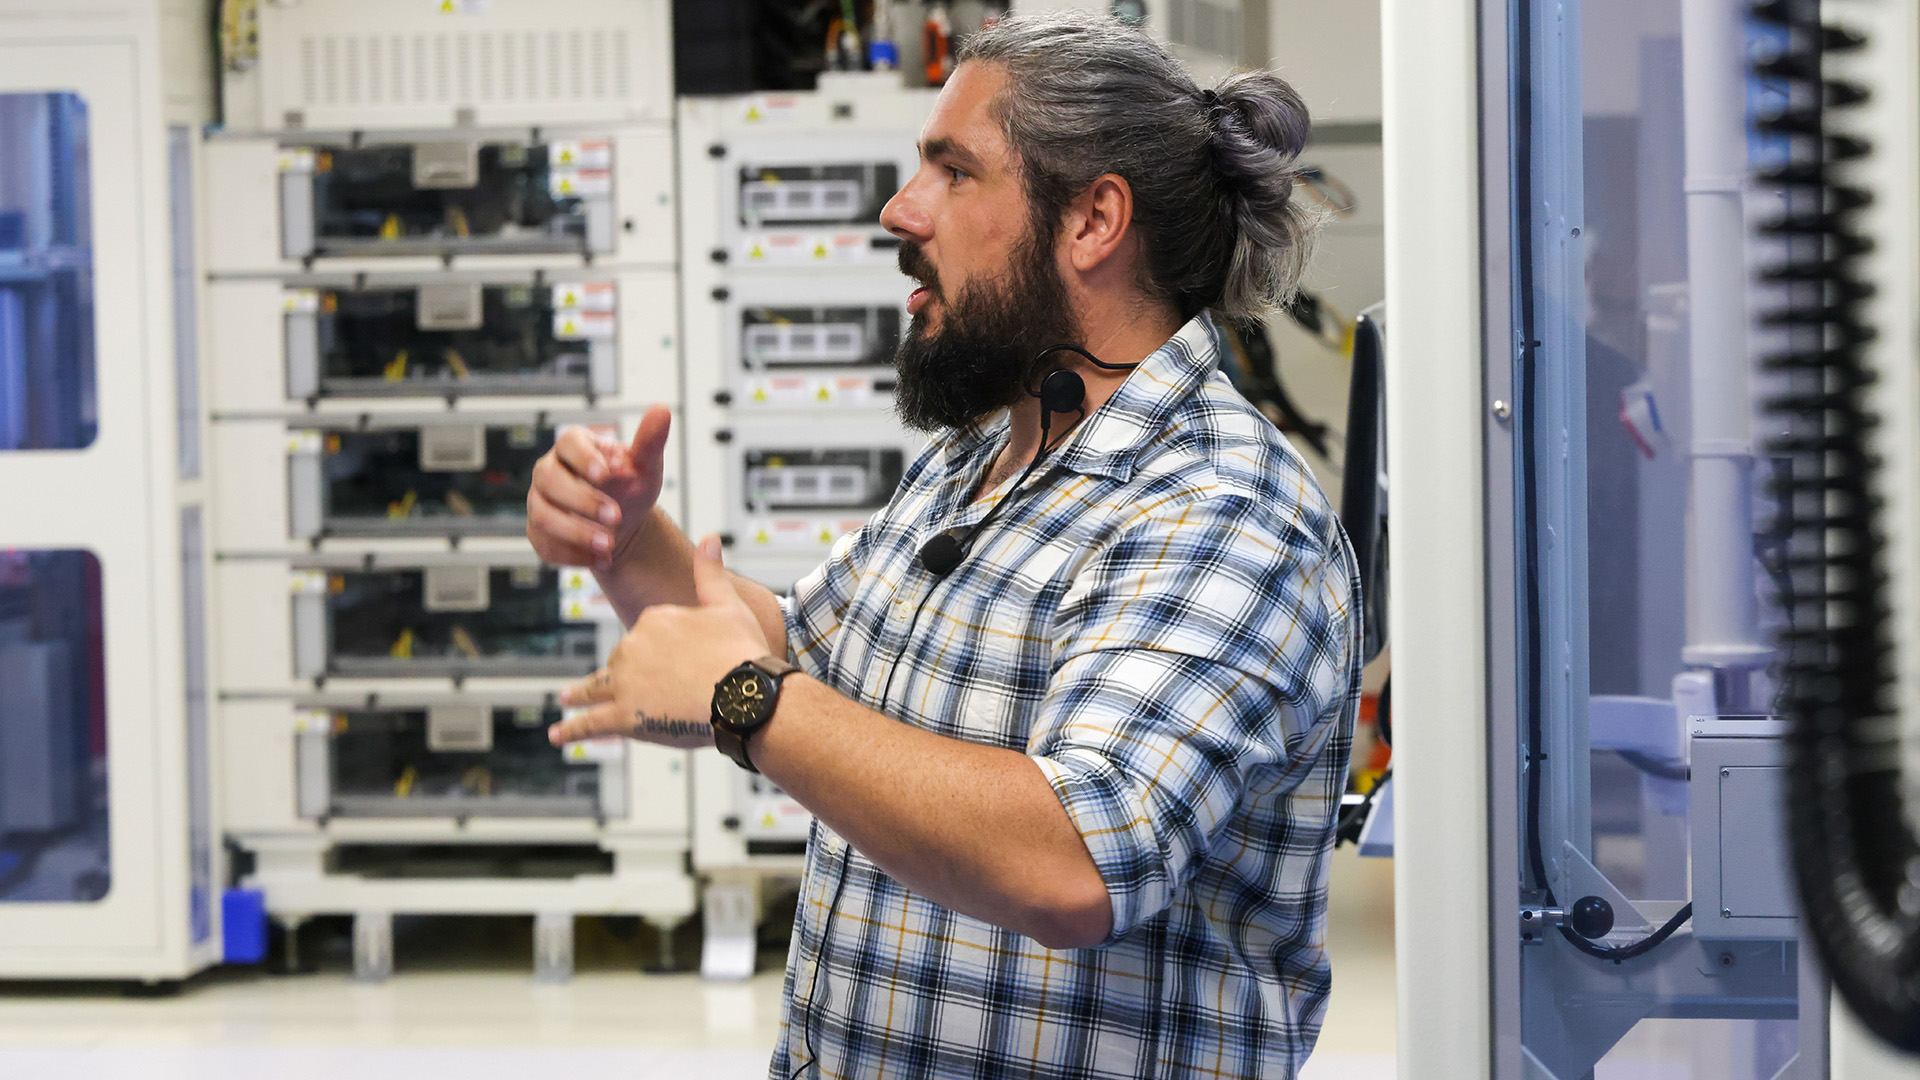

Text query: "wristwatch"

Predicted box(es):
[711, 655, 799, 773]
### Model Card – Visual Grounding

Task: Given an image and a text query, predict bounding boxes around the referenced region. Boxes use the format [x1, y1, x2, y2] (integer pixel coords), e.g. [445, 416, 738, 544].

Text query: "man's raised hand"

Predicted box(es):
[526, 403, 673, 569]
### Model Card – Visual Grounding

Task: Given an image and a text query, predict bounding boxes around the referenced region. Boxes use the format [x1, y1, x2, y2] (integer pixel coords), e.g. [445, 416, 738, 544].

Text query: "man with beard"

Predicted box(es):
[526, 11, 1360, 1078]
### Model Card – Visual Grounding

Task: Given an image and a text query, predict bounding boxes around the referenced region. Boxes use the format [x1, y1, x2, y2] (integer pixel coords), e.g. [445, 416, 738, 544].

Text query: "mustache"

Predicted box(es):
[897, 241, 941, 297]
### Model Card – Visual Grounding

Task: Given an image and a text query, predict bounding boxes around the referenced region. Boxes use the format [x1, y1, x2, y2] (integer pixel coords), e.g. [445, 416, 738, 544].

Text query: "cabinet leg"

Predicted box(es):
[701, 880, 758, 981]
[533, 911, 574, 984]
[352, 910, 392, 983]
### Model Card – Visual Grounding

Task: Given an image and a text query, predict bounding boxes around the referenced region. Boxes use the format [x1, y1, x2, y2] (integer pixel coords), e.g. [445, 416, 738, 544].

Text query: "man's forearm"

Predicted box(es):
[751, 675, 1114, 950]
[595, 507, 786, 651]
[593, 506, 697, 625]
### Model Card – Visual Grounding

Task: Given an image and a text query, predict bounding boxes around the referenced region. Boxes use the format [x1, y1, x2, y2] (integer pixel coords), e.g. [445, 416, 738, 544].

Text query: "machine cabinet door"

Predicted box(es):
[0, 41, 189, 971]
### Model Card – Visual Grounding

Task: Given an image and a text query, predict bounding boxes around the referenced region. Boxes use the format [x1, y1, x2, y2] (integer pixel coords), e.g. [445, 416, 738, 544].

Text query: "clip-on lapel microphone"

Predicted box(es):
[916, 344, 1139, 577]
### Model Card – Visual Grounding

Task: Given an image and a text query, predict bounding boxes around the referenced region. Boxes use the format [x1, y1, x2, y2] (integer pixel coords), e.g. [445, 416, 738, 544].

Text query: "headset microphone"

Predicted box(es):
[914, 344, 1138, 578]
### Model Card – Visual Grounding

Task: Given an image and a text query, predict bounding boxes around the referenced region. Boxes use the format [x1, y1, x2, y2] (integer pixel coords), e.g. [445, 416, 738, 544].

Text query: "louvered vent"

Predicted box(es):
[1167, 0, 1242, 61]
[295, 28, 629, 108]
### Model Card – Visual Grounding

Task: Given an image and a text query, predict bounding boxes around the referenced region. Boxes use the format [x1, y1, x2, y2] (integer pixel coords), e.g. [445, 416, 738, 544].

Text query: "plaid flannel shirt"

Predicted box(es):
[770, 316, 1361, 1079]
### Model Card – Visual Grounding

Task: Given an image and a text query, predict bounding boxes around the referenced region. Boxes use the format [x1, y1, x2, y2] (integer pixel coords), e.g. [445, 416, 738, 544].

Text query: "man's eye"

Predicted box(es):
[947, 166, 967, 184]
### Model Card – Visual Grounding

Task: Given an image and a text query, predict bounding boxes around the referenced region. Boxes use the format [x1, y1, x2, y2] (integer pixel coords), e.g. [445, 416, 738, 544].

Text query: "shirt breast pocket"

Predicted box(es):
[944, 537, 1079, 740]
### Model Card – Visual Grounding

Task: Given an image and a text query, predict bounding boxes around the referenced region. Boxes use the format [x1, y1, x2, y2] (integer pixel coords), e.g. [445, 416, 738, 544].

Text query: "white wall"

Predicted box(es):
[1266, 0, 1382, 124]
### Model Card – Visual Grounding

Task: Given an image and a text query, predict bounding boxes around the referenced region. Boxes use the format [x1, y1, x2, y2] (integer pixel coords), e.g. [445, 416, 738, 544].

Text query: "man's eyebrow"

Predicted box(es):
[921, 136, 988, 174]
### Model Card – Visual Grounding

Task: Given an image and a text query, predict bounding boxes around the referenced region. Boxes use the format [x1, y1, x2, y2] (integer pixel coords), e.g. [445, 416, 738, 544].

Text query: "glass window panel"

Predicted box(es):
[0, 549, 109, 903]
[0, 92, 95, 451]
[1513, 0, 1807, 1074]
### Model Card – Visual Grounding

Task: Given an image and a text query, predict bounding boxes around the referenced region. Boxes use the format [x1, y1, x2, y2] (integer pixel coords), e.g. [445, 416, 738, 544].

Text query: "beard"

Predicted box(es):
[891, 226, 1082, 433]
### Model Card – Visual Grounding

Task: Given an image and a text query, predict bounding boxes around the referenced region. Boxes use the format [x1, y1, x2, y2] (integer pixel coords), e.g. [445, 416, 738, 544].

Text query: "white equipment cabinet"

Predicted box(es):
[0, 0, 222, 982]
[205, 0, 693, 980]
[678, 84, 932, 978]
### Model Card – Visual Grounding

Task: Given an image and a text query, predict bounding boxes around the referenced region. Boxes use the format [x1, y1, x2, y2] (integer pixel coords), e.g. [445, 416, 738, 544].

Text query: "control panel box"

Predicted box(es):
[719, 136, 912, 270]
[678, 90, 938, 272]
[714, 274, 908, 412]
[219, 0, 674, 133]
[221, 692, 687, 839]
[203, 127, 674, 275]
[207, 271, 678, 413]
[1689, 721, 1801, 941]
[208, 411, 671, 552]
[214, 554, 618, 692]
[686, 415, 921, 592]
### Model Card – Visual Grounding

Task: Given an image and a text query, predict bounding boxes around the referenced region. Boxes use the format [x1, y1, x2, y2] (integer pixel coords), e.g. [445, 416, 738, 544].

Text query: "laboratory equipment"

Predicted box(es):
[204, 0, 693, 981]
[220, 689, 693, 982]
[223, 276, 631, 403]
[213, 553, 616, 691]
[202, 127, 676, 275]
[0, 0, 222, 981]
[287, 418, 558, 541]
[208, 412, 642, 550]
[678, 86, 933, 977]
[1383, 0, 1844, 1073]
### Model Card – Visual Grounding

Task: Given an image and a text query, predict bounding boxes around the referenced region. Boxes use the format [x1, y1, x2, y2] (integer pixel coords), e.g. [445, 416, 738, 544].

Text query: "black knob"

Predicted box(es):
[707, 143, 726, 159]
[710, 286, 730, 302]
[714, 429, 732, 444]
[722, 815, 740, 831]
[713, 391, 733, 406]
[710, 247, 728, 264]
[1569, 895, 1615, 940]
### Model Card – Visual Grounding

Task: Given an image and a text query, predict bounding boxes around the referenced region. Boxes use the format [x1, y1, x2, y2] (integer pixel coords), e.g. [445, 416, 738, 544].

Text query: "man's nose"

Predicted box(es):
[880, 175, 933, 243]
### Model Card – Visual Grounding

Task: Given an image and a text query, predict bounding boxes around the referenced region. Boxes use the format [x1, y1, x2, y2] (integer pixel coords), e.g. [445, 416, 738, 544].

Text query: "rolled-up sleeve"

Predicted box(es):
[1027, 495, 1356, 943]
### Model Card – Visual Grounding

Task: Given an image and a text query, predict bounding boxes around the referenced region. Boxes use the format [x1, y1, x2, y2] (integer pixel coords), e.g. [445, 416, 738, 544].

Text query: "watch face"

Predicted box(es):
[716, 668, 777, 730]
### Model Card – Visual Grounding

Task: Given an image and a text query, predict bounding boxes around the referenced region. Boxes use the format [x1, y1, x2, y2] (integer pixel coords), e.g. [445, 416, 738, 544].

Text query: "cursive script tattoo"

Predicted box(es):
[631, 712, 711, 740]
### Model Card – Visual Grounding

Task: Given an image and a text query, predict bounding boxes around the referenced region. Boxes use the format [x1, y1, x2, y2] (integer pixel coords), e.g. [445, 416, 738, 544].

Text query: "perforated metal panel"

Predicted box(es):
[224, 0, 671, 131]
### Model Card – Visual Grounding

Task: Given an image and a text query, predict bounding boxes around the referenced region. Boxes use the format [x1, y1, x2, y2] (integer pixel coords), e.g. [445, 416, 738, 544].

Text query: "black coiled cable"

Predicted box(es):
[1750, 0, 1920, 1053]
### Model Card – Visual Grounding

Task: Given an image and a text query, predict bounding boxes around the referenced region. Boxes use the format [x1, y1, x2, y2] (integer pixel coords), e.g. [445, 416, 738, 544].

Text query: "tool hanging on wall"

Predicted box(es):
[923, 2, 954, 86]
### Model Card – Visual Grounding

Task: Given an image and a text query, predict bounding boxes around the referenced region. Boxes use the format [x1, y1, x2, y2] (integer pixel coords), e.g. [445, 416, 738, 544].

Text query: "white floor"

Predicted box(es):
[0, 852, 1397, 1079]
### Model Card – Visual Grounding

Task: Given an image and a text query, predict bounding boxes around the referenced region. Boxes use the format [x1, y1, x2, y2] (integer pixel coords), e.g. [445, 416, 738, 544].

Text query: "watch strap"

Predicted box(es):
[748, 654, 799, 681]
[713, 722, 758, 774]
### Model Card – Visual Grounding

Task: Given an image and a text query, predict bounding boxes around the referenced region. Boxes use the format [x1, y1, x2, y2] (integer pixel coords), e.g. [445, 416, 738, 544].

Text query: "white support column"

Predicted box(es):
[1384, 0, 1492, 1075]
[1679, 0, 1772, 686]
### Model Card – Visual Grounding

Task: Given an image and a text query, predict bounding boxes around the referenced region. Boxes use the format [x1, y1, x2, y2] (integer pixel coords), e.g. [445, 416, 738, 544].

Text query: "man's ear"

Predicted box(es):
[1063, 173, 1135, 274]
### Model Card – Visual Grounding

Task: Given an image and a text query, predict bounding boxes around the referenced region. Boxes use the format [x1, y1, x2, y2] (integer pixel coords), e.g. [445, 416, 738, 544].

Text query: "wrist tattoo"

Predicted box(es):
[631, 712, 711, 740]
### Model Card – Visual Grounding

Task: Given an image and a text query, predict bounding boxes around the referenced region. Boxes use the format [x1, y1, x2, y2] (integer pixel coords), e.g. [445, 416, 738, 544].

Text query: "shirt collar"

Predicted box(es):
[1050, 314, 1220, 484]
[930, 314, 1221, 486]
